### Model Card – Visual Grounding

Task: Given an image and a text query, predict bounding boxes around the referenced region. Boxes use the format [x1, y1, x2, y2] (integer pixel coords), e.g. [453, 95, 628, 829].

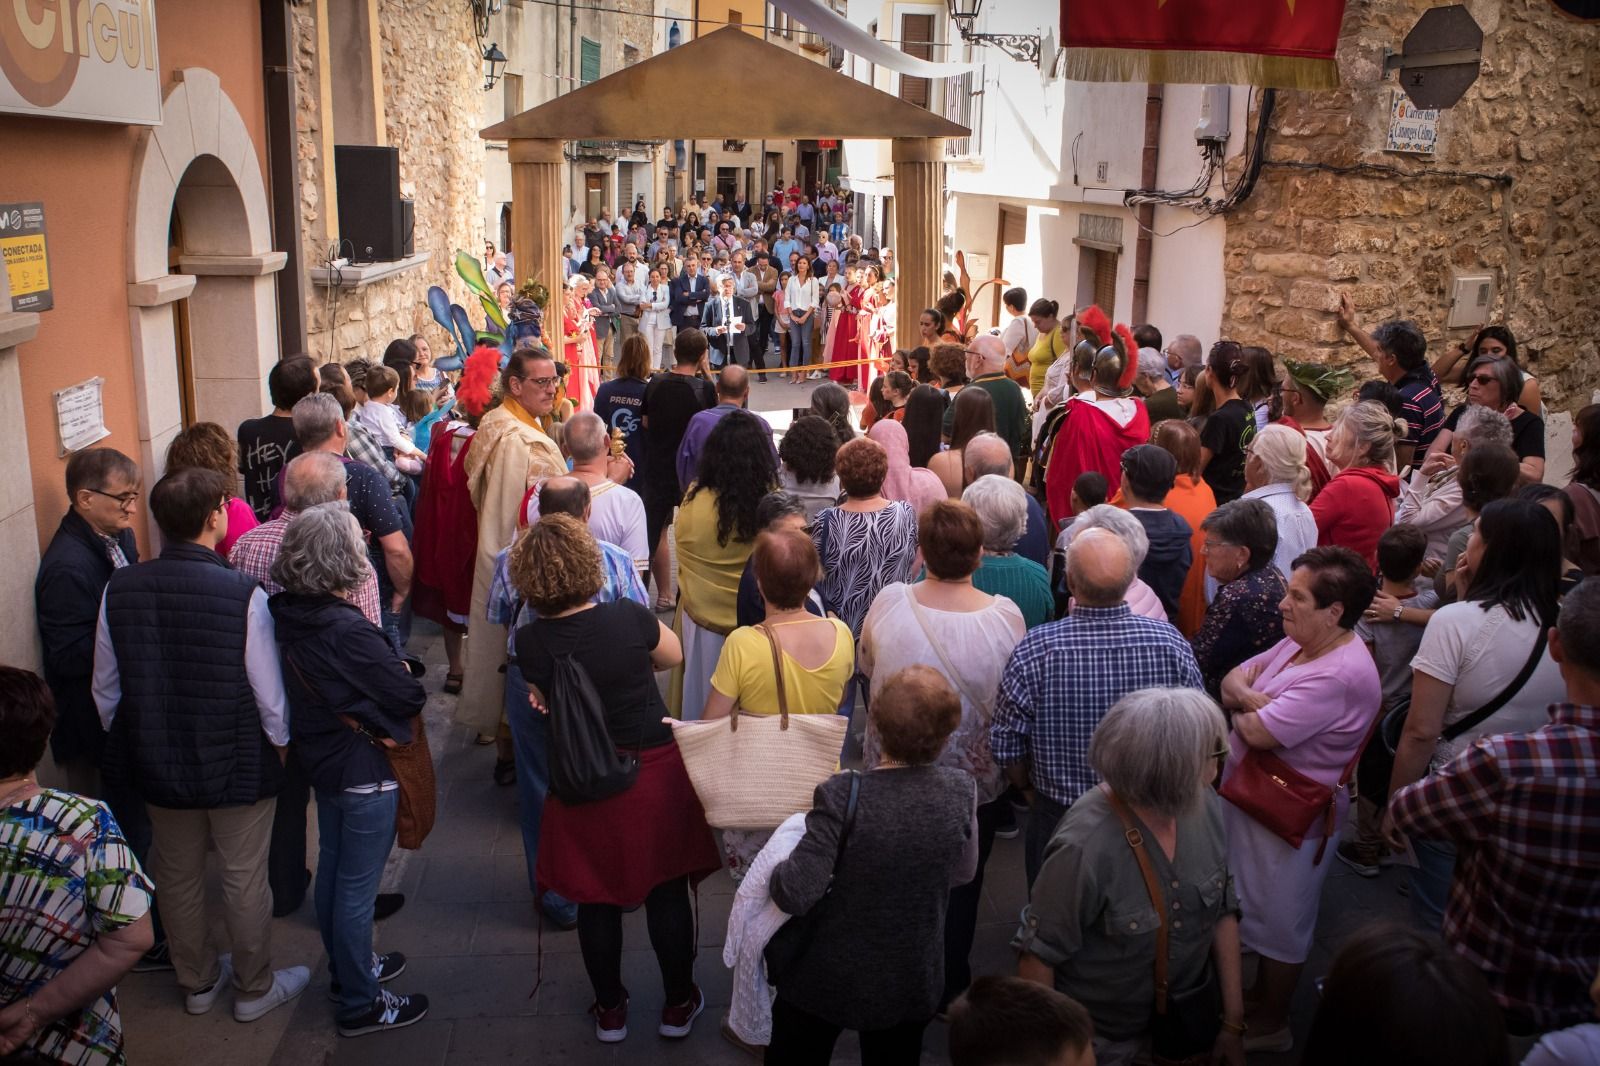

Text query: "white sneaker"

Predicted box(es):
[185, 954, 234, 1015]
[233, 966, 310, 1023]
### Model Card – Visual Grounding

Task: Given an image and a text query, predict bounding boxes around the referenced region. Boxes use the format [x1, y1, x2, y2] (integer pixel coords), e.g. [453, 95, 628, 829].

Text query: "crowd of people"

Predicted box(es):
[538, 186, 896, 395]
[3, 190, 1599, 1066]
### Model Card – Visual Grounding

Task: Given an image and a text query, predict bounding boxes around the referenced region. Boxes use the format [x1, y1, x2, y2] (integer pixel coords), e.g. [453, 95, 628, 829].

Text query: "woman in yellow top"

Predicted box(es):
[1027, 298, 1065, 397]
[670, 411, 778, 719]
[702, 529, 856, 879]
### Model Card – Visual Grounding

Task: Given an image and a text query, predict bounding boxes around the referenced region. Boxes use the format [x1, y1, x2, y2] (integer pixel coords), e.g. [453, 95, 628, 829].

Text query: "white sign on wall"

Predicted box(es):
[0, 0, 162, 126]
[55, 377, 109, 455]
[1386, 91, 1439, 155]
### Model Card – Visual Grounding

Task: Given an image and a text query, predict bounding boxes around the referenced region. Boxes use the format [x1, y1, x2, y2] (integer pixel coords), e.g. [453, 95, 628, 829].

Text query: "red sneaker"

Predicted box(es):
[591, 992, 628, 1043]
[659, 985, 704, 1038]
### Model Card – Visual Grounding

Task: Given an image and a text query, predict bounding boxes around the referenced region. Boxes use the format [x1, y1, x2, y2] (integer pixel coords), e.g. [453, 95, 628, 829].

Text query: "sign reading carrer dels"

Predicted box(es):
[0, 0, 161, 125]
[0, 202, 52, 313]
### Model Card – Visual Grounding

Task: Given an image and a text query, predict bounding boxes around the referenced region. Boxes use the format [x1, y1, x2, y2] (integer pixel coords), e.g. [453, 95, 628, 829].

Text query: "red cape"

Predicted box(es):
[1045, 398, 1152, 527]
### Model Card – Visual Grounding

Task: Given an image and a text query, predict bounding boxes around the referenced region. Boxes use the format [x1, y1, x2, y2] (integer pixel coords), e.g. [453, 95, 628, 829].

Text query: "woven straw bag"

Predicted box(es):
[666, 623, 847, 830]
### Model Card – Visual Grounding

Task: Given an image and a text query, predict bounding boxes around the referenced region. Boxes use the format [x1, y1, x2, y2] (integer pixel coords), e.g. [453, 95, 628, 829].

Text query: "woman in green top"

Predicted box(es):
[1027, 298, 1066, 397]
[1017, 688, 1247, 1066]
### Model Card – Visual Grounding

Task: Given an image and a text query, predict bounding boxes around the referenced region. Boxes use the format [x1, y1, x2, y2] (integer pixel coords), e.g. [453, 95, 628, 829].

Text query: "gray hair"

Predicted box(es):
[1089, 687, 1228, 818]
[291, 392, 345, 449]
[564, 411, 608, 462]
[1170, 334, 1203, 368]
[1464, 353, 1524, 408]
[962, 432, 1013, 481]
[1072, 503, 1149, 568]
[1249, 423, 1312, 501]
[962, 474, 1029, 552]
[1336, 400, 1408, 469]
[1137, 347, 1167, 381]
[269, 503, 372, 596]
[281, 452, 347, 513]
[758, 490, 809, 529]
[1455, 402, 1513, 450]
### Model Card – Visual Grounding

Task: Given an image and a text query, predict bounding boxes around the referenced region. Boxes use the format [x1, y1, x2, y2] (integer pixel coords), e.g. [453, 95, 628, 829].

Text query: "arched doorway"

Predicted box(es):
[126, 67, 286, 483]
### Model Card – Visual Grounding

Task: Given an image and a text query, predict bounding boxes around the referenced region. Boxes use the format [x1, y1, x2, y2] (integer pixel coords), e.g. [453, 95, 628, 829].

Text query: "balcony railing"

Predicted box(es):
[943, 70, 981, 158]
[796, 30, 829, 52]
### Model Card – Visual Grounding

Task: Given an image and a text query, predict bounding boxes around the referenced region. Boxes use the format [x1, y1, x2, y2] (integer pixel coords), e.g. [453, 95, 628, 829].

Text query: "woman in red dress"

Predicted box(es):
[825, 270, 863, 388]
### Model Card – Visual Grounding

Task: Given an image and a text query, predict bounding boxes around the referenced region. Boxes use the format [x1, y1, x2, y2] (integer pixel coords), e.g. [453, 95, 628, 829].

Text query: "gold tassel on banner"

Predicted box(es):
[1063, 47, 1341, 91]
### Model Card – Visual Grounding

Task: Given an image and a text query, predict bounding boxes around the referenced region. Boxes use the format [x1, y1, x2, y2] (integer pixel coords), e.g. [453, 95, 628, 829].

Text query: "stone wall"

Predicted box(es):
[1221, 0, 1600, 412]
[293, 0, 483, 364]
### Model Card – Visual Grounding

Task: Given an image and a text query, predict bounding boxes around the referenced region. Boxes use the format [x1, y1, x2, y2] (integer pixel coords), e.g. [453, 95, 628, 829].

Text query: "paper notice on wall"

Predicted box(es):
[55, 378, 109, 455]
[1386, 91, 1439, 154]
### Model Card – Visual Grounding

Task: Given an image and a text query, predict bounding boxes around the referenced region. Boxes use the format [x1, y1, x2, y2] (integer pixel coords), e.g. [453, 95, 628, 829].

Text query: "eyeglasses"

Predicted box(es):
[87, 488, 140, 511]
[1201, 539, 1239, 554]
[522, 375, 560, 389]
[1468, 373, 1498, 387]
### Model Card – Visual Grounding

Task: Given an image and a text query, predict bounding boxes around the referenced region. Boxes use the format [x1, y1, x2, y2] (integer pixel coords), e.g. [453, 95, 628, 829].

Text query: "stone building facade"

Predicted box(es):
[1220, 0, 1600, 411]
[292, 0, 483, 363]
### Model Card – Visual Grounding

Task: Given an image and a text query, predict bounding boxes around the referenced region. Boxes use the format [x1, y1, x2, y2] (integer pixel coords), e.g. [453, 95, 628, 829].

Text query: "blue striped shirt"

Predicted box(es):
[990, 603, 1204, 806]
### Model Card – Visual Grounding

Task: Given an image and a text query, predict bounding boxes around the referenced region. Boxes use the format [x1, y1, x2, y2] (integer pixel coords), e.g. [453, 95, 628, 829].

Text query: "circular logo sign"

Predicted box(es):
[0, 0, 82, 108]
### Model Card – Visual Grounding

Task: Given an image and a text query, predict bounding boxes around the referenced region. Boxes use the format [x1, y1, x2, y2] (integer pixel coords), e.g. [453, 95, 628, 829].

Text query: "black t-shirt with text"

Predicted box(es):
[238, 414, 299, 520]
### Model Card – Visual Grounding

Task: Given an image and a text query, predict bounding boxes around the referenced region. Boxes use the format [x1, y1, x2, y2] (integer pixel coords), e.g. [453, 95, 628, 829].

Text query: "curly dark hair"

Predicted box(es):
[779, 415, 839, 484]
[687, 410, 777, 546]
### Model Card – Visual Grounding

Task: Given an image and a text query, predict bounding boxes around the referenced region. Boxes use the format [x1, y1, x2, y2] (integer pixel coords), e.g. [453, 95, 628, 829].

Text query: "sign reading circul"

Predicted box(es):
[0, 202, 52, 313]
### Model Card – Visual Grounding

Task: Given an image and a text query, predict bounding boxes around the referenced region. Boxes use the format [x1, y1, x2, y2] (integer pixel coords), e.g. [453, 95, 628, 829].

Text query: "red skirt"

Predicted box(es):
[536, 742, 722, 907]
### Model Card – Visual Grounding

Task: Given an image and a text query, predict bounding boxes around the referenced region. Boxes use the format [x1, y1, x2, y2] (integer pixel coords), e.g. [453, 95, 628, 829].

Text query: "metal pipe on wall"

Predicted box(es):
[1131, 82, 1163, 326]
[260, 0, 308, 357]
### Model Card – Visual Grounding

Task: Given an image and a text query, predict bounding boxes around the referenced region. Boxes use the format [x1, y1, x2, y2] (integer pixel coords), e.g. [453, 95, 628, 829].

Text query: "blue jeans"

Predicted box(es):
[788, 319, 813, 368]
[504, 662, 551, 897]
[314, 788, 397, 1020]
[1409, 837, 1456, 932]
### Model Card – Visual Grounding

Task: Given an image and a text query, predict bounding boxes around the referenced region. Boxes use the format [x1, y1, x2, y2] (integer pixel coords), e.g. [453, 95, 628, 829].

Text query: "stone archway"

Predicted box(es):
[126, 67, 286, 482]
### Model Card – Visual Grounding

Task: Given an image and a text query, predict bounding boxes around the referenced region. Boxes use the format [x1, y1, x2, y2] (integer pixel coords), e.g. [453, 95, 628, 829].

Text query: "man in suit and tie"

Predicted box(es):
[669, 255, 709, 338]
[701, 275, 747, 370]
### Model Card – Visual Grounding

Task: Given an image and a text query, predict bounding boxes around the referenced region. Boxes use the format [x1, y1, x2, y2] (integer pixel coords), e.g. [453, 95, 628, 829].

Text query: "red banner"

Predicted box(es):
[1063, 0, 1348, 90]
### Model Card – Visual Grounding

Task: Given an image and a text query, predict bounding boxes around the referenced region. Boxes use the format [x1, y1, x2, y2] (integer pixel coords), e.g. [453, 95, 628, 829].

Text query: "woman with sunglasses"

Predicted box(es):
[1422, 351, 1546, 484]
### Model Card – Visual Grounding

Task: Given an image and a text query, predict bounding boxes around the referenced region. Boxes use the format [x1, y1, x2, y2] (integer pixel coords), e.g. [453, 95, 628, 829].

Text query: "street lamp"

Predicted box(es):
[946, 0, 1042, 67]
[482, 42, 507, 92]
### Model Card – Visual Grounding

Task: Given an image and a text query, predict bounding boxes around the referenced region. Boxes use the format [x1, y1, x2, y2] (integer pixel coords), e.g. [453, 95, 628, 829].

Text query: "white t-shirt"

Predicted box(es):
[524, 478, 649, 572]
[1411, 601, 1566, 767]
[1000, 314, 1038, 358]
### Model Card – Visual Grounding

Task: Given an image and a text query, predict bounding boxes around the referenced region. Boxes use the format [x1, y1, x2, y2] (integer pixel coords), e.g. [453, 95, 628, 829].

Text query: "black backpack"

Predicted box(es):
[546, 651, 639, 804]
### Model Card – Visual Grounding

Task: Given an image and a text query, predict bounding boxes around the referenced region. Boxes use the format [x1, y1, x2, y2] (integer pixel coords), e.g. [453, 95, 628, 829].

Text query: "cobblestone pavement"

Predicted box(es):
[116, 377, 1411, 1063]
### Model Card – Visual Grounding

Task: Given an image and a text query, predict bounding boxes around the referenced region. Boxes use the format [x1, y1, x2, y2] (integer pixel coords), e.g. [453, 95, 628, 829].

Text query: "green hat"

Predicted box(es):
[1282, 358, 1354, 403]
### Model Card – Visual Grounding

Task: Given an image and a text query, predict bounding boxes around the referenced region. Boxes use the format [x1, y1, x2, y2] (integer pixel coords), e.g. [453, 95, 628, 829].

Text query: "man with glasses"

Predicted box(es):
[459, 350, 568, 789]
[35, 448, 170, 969]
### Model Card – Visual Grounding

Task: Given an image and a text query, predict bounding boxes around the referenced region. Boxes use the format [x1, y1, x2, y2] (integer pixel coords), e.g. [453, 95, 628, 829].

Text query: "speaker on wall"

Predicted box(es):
[334, 145, 403, 262]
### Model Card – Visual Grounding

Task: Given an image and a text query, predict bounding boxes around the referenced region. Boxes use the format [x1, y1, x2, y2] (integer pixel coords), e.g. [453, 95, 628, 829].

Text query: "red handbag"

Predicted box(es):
[1218, 718, 1375, 864]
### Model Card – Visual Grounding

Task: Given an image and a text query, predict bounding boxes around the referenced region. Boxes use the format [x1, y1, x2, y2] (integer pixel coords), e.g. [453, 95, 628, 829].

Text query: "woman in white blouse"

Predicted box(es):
[1240, 424, 1318, 578]
[640, 265, 673, 370]
[784, 257, 820, 385]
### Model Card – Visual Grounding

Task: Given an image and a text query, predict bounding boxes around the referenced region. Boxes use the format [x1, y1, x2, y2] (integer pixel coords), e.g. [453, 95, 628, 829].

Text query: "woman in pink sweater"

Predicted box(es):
[1311, 401, 1404, 569]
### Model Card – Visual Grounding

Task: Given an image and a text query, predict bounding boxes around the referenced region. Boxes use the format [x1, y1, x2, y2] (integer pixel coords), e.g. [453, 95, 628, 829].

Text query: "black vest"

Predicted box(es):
[103, 542, 283, 809]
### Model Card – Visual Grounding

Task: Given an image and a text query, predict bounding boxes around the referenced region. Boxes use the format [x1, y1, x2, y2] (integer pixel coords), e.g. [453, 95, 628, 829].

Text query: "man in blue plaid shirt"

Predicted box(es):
[991, 527, 1203, 883]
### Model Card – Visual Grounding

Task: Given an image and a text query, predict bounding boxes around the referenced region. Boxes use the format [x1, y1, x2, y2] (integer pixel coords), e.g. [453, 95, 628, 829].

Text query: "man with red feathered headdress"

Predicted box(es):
[1043, 312, 1150, 527]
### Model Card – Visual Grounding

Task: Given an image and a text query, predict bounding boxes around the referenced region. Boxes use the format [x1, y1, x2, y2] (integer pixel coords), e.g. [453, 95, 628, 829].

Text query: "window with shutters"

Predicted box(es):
[580, 37, 601, 85]
[898, 13, 934, 109]
[1093, 250, 1118, 319]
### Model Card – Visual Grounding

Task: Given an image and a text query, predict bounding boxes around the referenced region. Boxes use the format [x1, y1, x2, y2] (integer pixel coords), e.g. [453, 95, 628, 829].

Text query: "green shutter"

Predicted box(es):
[580, 38, 601, 84]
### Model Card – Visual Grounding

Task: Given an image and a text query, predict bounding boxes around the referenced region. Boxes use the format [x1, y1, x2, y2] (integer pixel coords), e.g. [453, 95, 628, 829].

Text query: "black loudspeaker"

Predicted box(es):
[334, 145, 403, 262]
[400, 199, 415, 258]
